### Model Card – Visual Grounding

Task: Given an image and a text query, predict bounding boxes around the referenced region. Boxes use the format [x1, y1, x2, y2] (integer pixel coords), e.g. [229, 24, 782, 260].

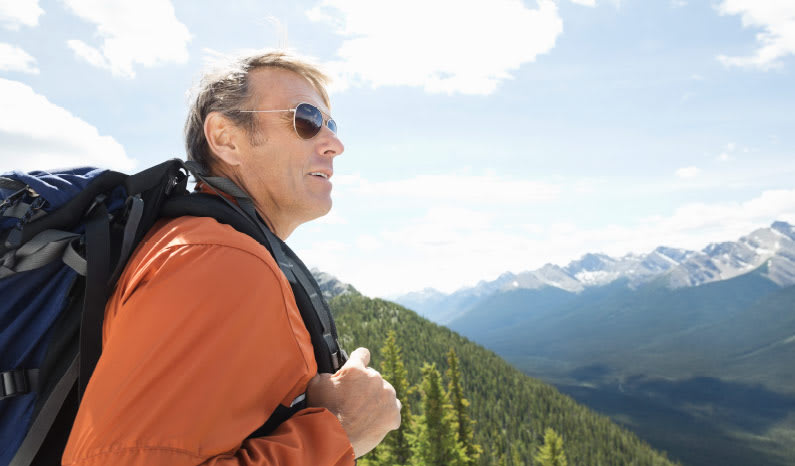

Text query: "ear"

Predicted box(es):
[204, 112, 244, 167]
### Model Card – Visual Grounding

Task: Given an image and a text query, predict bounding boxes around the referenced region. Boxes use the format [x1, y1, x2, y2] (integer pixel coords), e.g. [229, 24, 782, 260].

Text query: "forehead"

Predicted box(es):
[246, 67, 330, 114]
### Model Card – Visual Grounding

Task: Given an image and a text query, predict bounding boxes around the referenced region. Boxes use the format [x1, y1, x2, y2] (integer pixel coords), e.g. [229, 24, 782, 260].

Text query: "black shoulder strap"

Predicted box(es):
[160, 192, 345, 437]
[160, 192, 346, 371]
[79, 159, 189, 400]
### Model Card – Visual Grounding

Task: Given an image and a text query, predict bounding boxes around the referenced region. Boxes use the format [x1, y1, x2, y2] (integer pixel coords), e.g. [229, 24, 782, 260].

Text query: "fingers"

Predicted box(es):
[383, 380, 402, 430]
[345, 347, 370, 369]
[394, 397, 403, 429]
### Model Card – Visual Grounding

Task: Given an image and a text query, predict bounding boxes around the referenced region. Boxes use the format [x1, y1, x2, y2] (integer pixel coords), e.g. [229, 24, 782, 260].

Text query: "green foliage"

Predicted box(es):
[447, 348, 482, 465]
[411, 363, 467, 466]
[368, 330, 413, 466]
[534, 428, 568, 466]
[331, 293, 678, 465]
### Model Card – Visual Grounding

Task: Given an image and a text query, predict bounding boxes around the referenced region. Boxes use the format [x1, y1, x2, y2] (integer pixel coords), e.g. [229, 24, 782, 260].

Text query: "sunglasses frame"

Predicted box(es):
[237, 102, 337, 140]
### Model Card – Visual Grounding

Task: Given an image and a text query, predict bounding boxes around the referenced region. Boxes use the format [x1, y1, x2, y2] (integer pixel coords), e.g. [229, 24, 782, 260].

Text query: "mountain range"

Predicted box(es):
[393, 221, 795, 324]
[313, 221, 795, 465]
[385, 220, 795, 465]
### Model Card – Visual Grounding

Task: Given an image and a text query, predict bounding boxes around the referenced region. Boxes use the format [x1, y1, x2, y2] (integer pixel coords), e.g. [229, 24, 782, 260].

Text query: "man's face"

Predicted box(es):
[234, 68, 344, 237]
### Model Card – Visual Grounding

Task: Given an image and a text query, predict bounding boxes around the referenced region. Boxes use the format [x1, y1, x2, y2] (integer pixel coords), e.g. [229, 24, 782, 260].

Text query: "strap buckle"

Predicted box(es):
[0, 185, 37, 213]
[84, 193, 108, 218]
[4, 197, 49, 249]
[1, 368, 38, 399]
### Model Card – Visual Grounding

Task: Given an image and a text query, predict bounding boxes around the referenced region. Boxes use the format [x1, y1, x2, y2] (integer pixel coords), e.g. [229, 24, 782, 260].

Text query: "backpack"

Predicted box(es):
[0, 159, 347, 466]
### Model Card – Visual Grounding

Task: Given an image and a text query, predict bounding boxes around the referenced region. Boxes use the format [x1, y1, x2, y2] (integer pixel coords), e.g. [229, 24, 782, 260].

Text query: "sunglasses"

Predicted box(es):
[237, 102, 337, 140]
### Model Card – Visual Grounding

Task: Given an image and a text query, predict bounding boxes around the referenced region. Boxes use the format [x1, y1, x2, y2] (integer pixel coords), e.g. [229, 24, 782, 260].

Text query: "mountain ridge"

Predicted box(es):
[395, 220, 795, 323]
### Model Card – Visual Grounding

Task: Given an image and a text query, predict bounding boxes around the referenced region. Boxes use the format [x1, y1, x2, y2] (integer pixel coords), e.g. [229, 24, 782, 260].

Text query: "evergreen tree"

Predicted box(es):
[370, 330, 413, 465]
[446, 348, 482, 466]
[534, 428, 568, 466]
[411, 363, 466, 466]
[510, 443, 524, 466]
[329, 293, 681, 466]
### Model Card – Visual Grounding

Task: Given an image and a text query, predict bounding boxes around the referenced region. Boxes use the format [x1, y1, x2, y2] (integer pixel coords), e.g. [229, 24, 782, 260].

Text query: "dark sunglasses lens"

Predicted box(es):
[294, 103, 323, 139]
[327, 119, 337, 134]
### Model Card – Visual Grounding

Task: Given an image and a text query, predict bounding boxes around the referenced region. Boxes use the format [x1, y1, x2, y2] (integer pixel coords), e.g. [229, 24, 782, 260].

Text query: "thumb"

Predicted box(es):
[344, 347, 370, 370]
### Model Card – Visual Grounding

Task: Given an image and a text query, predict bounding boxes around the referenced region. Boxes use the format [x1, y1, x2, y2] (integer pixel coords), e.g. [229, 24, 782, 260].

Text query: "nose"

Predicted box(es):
[317, 125, 344, 158]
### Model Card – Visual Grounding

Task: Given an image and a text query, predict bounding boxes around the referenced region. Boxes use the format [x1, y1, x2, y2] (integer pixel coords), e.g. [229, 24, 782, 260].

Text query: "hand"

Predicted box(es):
[306, 347, 402, 458]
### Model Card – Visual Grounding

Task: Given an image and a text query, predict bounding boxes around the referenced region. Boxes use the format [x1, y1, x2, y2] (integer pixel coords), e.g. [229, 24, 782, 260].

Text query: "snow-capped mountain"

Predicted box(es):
[393, 221, 795, 321]
[667, 221, 795, 288]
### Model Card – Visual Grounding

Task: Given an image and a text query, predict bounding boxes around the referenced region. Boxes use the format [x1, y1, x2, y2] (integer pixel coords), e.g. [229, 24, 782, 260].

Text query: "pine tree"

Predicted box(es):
[534, 428, 568, 466]
[370, 330, 413, 465]
[446, 348, 482, 466]
[411, 363, 466, 466]
[511, 443, 525, 466]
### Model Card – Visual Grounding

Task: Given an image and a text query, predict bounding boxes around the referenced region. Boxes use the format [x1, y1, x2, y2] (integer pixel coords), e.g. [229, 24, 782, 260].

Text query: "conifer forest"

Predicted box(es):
[330, 293, 678, 466]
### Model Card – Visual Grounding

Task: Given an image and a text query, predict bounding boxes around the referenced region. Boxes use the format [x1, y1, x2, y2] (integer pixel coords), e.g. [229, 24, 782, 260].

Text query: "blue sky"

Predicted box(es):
[1, 0, 794, 296]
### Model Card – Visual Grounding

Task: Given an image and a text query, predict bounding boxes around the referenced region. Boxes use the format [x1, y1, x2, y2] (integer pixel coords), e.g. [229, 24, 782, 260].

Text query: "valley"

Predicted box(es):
[391, 221, 795, 465]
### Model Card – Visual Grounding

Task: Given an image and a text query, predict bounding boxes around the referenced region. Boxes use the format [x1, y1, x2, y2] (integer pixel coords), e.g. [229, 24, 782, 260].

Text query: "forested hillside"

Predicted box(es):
[330, 293, 678, 465]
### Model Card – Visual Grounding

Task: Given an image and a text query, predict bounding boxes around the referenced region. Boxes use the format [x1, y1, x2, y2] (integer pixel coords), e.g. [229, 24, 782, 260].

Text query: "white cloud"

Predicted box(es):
[302, 187, 795, 296]
[672, 0, 687, 7]
[600, 189, 795, 256]
[341, 173, 561, 204]
[570, 0, 596, 6]
[66, 39, 110, 71]
[308, 0, 563, 95]
[717, 0, 795, 70]
[62, 0, 191, 78]
[0, 43, 39, 74]
[0, 0, 43, 30]
[676, 166, 701, 178]
[717, 141, 740, 161]
[0, 78, 135, 171]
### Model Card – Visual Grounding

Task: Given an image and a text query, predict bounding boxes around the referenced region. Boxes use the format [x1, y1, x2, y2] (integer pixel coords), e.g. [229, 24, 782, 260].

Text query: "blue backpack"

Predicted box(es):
[0, 159, 346, 466]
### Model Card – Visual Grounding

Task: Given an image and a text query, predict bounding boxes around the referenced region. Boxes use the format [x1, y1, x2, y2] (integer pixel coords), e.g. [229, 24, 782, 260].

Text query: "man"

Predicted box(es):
[62, 51, 401, 465]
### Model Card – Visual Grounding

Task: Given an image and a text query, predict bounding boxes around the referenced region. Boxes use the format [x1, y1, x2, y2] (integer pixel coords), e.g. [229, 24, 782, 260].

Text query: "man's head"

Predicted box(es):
[185, 51, 344, 239]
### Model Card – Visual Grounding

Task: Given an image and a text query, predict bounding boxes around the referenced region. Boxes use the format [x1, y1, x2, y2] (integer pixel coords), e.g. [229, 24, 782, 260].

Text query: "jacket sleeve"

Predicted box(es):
[62, 241, 355, 466]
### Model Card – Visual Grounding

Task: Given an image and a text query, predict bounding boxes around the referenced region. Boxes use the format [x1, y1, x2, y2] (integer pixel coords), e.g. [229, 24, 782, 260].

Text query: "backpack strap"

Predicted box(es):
[176, 162, 347, 373]
[160, 191, 347, 437]
[9, 357, 77, 466]
[78, 159, 189, 400]
[79, 202, 110, 398]
[160, 190, 346, 371]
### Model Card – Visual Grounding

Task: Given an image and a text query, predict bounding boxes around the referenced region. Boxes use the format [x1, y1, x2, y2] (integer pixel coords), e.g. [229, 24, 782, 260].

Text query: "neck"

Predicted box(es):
[252, 201, 297, 241]
[208, 165, 296, 241]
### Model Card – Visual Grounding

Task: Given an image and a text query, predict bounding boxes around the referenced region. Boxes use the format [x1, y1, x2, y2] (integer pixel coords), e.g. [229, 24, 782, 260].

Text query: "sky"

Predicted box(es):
[1, 0, 794, 297]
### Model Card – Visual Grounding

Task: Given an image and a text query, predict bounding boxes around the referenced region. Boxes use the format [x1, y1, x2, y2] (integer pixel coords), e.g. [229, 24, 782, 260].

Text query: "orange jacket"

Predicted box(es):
[62, 216, 355, 466]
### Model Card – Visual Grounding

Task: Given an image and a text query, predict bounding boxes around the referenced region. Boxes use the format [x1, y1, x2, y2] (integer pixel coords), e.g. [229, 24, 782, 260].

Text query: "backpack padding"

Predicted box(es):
[160, 194, 269, 249]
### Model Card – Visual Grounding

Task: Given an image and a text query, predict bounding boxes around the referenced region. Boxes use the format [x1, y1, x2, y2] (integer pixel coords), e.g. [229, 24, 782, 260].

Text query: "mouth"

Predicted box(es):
[308, 171, 331, 180]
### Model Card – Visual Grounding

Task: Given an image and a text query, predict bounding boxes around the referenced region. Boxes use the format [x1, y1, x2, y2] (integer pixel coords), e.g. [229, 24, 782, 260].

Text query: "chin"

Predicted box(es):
[307, 200, 333, 222]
